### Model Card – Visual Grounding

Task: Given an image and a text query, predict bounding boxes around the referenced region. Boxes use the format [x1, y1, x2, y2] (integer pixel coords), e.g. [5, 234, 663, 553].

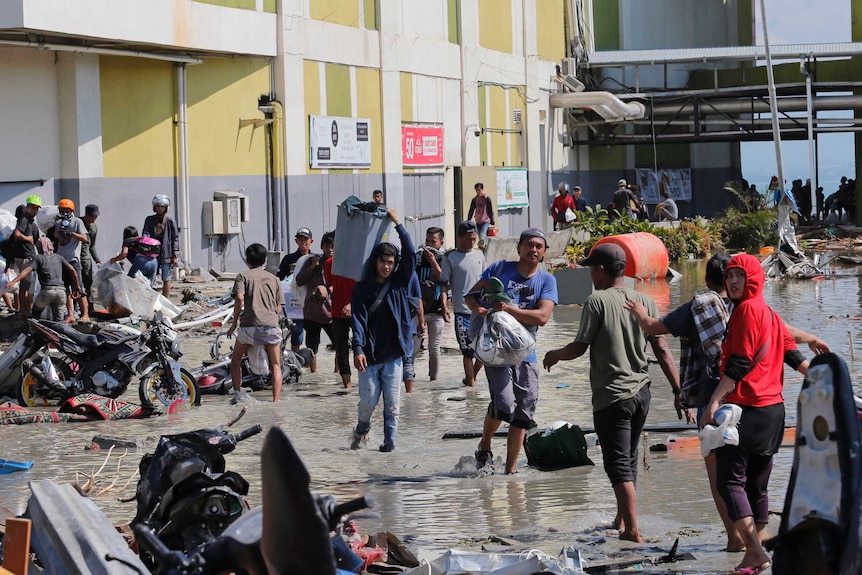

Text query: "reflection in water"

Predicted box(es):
[0, 259, 858, 571]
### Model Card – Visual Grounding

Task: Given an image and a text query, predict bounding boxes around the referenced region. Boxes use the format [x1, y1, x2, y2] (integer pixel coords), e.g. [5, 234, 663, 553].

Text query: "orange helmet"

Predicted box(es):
[58, 199, 75, 210]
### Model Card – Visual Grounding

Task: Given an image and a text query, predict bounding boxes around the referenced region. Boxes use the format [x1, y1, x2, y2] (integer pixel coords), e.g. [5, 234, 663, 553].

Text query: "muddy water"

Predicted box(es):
[1, 258, 860, 573]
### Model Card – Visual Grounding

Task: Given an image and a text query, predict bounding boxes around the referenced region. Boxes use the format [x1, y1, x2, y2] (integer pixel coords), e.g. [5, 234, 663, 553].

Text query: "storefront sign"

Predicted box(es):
[309, 115, 371, 169]
[496, 167, 529, 209]
[402, 125, 444, 166]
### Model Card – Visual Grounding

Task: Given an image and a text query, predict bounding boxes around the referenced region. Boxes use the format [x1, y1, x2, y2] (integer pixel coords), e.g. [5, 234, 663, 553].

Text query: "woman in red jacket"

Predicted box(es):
[702, 254, 809, 575]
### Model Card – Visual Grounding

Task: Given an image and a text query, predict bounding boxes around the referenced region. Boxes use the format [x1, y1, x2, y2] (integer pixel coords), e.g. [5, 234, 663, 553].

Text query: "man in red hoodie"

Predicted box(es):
[702, 254, 809, 575]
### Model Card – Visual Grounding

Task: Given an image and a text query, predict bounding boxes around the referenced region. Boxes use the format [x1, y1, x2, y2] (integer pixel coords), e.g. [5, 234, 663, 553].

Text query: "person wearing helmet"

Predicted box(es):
[49, 199, 91, 323]
[10, 195, 43, 314]
[142, 194, 180, 298]
[549, 182, 576, 231]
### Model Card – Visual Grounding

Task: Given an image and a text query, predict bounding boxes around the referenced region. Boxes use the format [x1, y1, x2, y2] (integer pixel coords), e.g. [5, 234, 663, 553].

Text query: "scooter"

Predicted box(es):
[134, 425, 373, 575]
[17, 311, 198, 408]
[132, 410, 262, 568]
[194, 319, 312, 395]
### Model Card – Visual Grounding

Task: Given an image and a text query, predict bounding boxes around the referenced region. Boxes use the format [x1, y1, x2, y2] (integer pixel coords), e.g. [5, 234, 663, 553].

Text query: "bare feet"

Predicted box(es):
[619, 530, 643, 543]
[404, 380, 413, 393]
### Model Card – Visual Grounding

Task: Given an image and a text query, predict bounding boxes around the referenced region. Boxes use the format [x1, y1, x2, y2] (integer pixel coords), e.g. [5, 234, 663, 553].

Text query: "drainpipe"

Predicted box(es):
[177, 63, 192, 271]
[264, 101, 286, 251]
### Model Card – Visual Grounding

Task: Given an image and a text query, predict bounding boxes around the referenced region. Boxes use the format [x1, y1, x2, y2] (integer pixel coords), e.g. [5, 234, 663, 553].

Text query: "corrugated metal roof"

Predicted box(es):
[585, 43, 862, 67]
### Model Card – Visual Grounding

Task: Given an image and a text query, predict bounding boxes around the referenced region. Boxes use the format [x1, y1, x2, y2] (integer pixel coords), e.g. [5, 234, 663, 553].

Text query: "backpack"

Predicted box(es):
[133, 236, 161, 257]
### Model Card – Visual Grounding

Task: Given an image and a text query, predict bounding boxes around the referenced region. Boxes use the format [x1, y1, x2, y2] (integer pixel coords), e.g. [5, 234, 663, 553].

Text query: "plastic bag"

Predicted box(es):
[471, 310, 535, 367]
[699, 404, 742, 457]
[289, 254, 312, 304]
[564, 207, 576, 223]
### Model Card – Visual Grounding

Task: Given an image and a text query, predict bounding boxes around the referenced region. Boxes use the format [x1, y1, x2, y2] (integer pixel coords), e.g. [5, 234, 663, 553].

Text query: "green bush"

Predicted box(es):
[567, 208, 720, 262]
[718, 207, 779, 253]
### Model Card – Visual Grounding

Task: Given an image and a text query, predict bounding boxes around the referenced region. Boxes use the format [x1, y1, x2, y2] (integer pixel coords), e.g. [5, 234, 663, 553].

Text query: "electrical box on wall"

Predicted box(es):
[213, 191, 250, 223]
[204, 191, 249, 235]
[203, 201, 225, 236]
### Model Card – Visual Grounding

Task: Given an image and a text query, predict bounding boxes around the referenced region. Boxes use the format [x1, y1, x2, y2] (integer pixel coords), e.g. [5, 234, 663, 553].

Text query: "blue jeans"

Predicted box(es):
[129, 255, 158, 285]
[477, 222, 490, 239]
[356, 357, 402, 448]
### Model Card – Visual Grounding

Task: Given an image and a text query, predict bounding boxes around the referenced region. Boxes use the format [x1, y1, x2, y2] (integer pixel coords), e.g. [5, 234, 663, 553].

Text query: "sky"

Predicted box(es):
[742, 0, 854, 192]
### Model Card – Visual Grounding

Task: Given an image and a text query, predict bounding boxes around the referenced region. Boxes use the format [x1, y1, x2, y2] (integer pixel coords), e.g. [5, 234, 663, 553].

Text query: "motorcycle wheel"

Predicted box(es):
[139, 367, 201, 407]
[198, 367, 230, 395]
[17, 357, 76, 407]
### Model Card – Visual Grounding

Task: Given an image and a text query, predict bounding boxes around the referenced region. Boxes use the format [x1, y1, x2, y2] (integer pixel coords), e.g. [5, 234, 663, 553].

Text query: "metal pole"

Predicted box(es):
[804, 58, 817, 220]
[761, 0, 785, 265]
[760, 0, 785, 193]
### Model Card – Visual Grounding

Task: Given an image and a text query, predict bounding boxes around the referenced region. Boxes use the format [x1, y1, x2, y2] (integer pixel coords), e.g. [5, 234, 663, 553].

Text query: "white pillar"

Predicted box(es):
[57, 52, 103, 201]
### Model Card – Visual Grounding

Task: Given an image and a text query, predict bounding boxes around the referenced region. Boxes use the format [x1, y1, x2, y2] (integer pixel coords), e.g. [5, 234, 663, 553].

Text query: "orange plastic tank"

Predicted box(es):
[592, 232, 669, 280]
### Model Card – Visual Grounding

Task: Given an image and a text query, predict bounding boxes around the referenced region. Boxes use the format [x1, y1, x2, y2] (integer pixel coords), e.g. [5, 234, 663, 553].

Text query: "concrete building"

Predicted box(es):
[0, 0, 570, 272]
[3, 1, 860, 272]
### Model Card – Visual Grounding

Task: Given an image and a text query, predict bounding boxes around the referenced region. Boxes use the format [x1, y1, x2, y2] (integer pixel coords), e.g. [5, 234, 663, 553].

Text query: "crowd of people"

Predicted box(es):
[1, 194, 181, 323]
[2, 182, 832, 572]
[259, 182, 826, 575]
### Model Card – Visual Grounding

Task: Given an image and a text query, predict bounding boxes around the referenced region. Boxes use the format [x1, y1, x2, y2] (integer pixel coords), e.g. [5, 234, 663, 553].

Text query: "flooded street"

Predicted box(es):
[1, 258, 861, 573]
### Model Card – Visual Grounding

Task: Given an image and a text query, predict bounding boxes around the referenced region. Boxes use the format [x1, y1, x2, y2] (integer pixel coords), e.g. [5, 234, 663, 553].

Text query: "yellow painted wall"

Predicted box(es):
[100, 56, 175, 178]
[193, 0, 255, 9]
[478, 85, 488, 164]
[356, 67, 383, 173]
[400, 72, 413, 123]
[536, 0, 565, 62]
[478, 0, 512, 53]
[311, 0, 360, 27]
[186, 59, 270, 176]
[304, 60, 322, 174]
[325, 63, 351, 117]
[489, 85, 508, 166]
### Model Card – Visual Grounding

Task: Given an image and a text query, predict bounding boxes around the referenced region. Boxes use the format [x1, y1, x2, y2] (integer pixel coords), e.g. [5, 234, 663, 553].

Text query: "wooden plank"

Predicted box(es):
[3, 517, 31, 575]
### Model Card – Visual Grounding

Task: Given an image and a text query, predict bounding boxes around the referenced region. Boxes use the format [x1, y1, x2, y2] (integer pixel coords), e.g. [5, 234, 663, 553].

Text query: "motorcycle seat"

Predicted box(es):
[41, 321, 100, 349]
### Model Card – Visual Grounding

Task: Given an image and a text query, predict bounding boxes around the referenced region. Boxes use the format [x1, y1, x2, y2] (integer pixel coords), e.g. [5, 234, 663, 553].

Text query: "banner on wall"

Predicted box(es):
[402, 125, 444, 166]
[309, 115, 371, 169]
[496, 167, 529, 209]
[635, 169, 692, 203]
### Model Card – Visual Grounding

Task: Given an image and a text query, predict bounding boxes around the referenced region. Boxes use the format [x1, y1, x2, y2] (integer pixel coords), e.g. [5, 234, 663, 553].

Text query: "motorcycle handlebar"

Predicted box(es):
[233, 425, 262, 443]
[133, 524, 194, 572]
[331, 494, 375, 522]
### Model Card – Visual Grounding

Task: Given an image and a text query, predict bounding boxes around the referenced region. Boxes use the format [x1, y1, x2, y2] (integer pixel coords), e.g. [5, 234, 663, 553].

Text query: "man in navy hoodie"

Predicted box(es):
[350, 209, 416, 452]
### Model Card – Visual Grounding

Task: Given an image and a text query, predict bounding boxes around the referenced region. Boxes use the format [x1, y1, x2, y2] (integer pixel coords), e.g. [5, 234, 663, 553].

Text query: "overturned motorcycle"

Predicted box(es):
[134, 420, 373, 575]
[16, 311, 199, 408]
[193, 320, 313, 395]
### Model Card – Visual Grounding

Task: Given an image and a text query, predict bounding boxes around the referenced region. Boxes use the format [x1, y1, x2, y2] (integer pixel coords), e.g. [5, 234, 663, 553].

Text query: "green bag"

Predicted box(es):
[524, 424, 594, 471]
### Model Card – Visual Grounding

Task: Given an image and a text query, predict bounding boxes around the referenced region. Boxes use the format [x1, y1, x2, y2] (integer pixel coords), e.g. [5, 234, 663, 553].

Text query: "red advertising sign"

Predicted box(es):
[402, 125, 444, 166]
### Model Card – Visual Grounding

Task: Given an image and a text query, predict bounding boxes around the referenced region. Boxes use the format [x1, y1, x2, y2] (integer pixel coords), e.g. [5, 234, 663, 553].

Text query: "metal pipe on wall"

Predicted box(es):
[176, 63, 192, 271]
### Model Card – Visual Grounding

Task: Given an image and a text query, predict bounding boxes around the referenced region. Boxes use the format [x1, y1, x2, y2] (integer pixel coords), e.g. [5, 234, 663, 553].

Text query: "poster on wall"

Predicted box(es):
[402, 125, 444, 166]
[309, 115, 371, 169]
[635, 169, 692, 203]
[496, 167, 529, 209]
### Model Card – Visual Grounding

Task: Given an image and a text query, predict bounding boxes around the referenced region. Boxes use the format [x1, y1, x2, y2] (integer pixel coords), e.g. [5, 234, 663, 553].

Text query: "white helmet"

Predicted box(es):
[152, 194, 170, 207]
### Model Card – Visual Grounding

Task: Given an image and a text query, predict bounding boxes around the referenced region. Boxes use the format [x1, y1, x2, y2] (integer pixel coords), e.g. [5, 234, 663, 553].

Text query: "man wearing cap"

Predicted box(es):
[612, 179, 639, 220]
[572, 186, 587, 214]
[543, 243, 678, 542]
[440, 221, 486, 387]
[466, 228, 558, 474]
[277, 227, 314, 350]
[550, 182, 576, 231]
[80, 204, 102, 300]
[10, 195, 42, 314]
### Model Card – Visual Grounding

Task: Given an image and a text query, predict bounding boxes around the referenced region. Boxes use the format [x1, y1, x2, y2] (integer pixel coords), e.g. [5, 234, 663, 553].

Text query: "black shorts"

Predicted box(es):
[593, 383, 651, 486]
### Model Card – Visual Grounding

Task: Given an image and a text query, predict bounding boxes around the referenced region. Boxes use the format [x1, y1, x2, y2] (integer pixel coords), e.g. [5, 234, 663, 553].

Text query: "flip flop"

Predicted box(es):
[732, 561, 771, 575]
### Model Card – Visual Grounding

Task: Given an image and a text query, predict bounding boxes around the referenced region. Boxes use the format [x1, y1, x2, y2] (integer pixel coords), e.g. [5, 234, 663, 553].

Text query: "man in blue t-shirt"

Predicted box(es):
[466, 228, 558, 474]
